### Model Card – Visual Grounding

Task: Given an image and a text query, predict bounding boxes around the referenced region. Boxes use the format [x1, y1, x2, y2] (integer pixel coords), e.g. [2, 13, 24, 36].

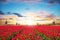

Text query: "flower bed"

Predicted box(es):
[0, 25, 60, 40]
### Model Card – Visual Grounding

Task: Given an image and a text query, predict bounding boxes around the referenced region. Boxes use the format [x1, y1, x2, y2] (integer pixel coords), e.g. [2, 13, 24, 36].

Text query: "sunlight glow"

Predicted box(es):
[16, 11, 53, 25]
[25, 17, 36, 25]
[17, 17, 36, 25]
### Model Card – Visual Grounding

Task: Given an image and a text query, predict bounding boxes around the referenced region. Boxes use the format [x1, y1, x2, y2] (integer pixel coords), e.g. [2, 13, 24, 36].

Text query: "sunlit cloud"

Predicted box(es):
[24, 11, 37, 17]
[22, 10, 55, 19]
[37, 11, 50, 17]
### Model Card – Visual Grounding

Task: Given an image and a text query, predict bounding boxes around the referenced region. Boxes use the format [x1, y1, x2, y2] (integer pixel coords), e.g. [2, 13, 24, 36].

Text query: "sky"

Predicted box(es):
[0, 0, 60, 17]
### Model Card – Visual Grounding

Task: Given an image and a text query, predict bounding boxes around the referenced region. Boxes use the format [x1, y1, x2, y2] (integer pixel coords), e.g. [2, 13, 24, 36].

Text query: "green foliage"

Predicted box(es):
[25, 38, 30, 40]
[34, 35, 37, 40]
[16, 38, 21, 40]
[34, 29, 50, 40]
[56, 37, 60, 40]
[51, 37, 56, 40]
[6, 29, 24, 40]
[0, 38, 2, 40]
[51, 36, 60, 40]
[23, 34, 30, 40]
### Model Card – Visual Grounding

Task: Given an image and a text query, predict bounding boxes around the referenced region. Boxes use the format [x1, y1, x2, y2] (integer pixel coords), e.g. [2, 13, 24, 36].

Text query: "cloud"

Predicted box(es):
[0, 0, 7, 2]
[38, 11, 50, 16]
[37, 11, 55, 18]
[0, 0, 60, 4]
[0, 0, 41, 3]
[46, 0, 60, 4]
[0, 11, 23, 17]
[0, 11, 5, 15]
[13, 13, 23, 17]
[0, 0, 8, 3]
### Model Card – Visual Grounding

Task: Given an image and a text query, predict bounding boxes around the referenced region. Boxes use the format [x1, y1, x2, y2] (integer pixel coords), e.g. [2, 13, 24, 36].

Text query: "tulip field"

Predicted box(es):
[0, 25, 60, 40]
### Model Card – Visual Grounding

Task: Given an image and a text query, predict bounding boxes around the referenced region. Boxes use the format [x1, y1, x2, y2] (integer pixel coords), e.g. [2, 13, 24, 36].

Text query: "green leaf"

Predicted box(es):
[6, 29, 24, 40]
[16, 38, 21, 40]
[0, 38, 2, 40]
[34, 29, 50, 40]
[56, 37, 60, 40]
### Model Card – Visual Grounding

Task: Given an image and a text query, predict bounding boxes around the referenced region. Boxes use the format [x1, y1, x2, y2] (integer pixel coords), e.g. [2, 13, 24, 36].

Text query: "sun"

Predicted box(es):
[25, 17, 36, 25]
[17, 11, 38, 25]
[17, 17, 36, 25]
[26, 20, 35, 25]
